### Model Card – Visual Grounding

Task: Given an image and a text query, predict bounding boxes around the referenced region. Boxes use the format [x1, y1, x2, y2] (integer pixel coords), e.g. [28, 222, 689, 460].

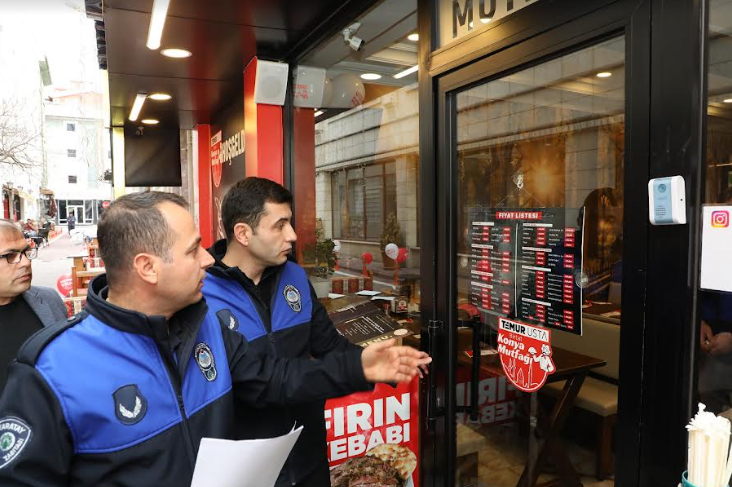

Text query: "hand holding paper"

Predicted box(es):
[190, 426, 303, 487]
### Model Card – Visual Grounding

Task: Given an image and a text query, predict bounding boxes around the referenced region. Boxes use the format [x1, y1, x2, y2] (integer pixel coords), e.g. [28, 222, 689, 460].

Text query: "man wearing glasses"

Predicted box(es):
[0, 220, 66, 393]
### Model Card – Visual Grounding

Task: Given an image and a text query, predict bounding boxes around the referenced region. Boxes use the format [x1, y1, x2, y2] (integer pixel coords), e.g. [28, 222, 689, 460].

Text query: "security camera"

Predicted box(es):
[343, 22, 365, 52]
[347, 36, 365, 51]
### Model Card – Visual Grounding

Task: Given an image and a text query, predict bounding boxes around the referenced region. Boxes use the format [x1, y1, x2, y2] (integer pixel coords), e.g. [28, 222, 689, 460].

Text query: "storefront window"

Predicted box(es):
[293, 0, 419, 303]
[698, 0, 732, 418]
[84, 200, 94, 223]
[453, 36, 625, 486]
[58, 200, 67, 222]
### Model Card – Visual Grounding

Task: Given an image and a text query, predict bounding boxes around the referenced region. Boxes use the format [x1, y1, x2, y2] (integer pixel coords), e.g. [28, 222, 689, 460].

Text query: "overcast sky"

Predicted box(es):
[0, 0, 101, 91]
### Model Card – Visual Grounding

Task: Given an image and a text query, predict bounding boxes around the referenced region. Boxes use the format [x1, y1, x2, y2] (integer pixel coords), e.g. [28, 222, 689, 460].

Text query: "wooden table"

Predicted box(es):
[461, 346, 606, 487]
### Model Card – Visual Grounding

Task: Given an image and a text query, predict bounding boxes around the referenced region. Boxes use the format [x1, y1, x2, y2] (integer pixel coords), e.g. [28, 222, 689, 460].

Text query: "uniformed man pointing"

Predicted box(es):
[0, 192, 430, 487]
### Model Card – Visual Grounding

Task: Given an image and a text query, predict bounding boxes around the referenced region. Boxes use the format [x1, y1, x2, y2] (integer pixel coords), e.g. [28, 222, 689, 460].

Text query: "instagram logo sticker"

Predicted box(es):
[712, 210, 730, 228]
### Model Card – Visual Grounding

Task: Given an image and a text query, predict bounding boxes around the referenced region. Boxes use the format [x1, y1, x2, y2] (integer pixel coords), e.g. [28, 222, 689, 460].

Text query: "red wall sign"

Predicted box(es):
[326, 379, 420, 486]
[210, 130, 223, 188]
[497, 317, 555, 393]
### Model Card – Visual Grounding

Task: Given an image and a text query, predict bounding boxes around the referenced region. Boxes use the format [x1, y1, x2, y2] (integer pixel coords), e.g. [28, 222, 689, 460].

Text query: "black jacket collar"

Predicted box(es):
[206, 239, 282, 285]
[86, 274, 209, 340]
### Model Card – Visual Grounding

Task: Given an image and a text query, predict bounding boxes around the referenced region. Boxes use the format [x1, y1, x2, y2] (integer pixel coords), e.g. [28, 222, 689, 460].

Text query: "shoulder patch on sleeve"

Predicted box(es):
[216, 309, 239, 332]
[17, 313, 87, 366]
[0, 417, 32, 469]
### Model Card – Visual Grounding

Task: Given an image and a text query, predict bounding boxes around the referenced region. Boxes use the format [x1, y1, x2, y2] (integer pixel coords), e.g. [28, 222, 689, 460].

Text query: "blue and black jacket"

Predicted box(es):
[203, 239, 362, 486]
[0, 274, 370, 487]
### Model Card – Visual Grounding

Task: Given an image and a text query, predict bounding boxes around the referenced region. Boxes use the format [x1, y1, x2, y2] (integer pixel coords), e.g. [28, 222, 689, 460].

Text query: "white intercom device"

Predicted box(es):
[648, 176, 687, 225]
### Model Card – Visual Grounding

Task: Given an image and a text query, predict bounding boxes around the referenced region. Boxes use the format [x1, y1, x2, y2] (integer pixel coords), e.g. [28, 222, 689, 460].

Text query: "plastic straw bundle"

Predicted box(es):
[687, 404, 732, 487]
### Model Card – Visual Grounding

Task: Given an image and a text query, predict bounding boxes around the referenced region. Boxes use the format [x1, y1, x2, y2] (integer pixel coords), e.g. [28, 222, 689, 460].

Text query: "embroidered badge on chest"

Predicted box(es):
[195, 342, 218, 381]
[283, 284, 302, 312]
[0, 417, 31, 469]
[113, 385, 148, 425]
[216, 309, 239, 332]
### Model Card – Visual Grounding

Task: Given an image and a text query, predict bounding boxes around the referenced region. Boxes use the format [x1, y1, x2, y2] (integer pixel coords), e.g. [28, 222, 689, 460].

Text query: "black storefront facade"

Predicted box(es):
[284, 1, 711, 486]
[95, 0, 726, 485]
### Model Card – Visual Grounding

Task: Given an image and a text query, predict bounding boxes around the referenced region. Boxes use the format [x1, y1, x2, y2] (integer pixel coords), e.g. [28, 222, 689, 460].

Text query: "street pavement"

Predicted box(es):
[31, 226, 96, 296]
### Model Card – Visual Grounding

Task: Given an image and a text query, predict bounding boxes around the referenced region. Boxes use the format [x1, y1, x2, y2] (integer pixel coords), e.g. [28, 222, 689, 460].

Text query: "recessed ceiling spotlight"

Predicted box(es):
[407, 33, 419, 41]
[469, 21, 474, 29]
[361, 73, 381, 80]
[596, 71, 612, 78]
[724, 98, 732, 103]
[161, 48, 192, 58]
[480, 17, 492, 24]
[141, 118, 159, 125]
[148, 93, 172, 101]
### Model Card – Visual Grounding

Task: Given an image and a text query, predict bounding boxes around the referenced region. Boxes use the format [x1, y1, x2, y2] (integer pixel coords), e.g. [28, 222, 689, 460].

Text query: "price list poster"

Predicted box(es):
[468, 208, 585, 335]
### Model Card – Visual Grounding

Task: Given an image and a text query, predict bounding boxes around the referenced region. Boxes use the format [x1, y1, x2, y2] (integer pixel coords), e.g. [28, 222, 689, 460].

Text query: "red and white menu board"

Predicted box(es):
[468, 208, 585, 335]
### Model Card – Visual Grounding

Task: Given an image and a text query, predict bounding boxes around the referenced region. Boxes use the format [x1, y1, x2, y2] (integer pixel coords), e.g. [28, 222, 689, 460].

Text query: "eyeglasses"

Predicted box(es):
[0, 247, 38, 264]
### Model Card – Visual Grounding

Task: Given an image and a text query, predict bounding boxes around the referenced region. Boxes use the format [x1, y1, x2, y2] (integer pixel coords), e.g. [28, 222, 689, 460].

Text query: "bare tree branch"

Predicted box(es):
[0, 98, 41, 169]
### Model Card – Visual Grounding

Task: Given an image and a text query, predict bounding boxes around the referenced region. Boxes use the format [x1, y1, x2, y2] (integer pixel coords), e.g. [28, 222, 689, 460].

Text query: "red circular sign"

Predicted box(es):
[56, 274, 73, 297]
[102, 200, 111, 209]
[498, 318, 555, 393]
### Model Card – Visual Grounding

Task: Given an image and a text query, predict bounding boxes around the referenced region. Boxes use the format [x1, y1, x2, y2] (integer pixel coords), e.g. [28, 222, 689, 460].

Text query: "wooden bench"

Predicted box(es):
[543, 317, 619, 480]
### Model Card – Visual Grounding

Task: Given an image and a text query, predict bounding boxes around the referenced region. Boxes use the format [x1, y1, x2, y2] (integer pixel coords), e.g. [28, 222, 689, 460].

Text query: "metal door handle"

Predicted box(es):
[426, 320, 444, 432]
[457, 317, 481, 421]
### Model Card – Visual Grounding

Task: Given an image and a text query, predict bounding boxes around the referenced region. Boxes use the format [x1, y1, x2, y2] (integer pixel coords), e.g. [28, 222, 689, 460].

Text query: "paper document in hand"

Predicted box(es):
[190, 426, 303, 487]
[356, 290, 381, 296]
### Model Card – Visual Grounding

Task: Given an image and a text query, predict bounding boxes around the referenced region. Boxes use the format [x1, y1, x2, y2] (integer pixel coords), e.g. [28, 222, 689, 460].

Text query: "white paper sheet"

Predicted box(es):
[700, 205, 732, 292]
[190, 426, 303, 487]
[355, 290, 381, 296]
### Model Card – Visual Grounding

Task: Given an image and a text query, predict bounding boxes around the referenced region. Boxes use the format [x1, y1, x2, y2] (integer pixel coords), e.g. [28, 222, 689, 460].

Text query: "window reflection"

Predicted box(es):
[293, 0, 420, 308]
[699, 0, 732, 418]
[455, 36, 625, 486]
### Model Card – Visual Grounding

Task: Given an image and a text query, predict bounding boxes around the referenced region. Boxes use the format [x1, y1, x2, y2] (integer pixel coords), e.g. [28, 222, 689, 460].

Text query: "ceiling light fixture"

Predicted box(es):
[141, 118, 160, 125]
[161, 48, 192, 58]
[148, 93, 172, 101]
[480, 17, 492, 24]
[394, 65, 418, 79]
[314, 110, 324, 117]
[361, 73, 381, 80]
[724, 98, 732, 103]
[146, 0, 171, 50]
[128, 93, 147, 122]
[407, 33, 419, 41]
[596, 71, 612, 78]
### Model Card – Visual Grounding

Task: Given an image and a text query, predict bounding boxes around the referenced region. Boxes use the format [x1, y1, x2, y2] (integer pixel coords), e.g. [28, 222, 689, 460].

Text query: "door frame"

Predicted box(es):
[418, 1, 653, 486]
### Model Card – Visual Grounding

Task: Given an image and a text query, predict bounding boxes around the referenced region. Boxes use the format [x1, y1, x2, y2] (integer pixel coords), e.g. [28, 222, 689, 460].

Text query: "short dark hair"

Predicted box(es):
[222, 177, 293, 241]
[98, 191, 188, 286]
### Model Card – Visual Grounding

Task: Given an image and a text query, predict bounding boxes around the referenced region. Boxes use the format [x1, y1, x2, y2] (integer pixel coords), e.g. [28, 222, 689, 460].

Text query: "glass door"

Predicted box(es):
[454, 36, 626, 487]
[424, 4, 652, 480]
[68, 205, 84, 225]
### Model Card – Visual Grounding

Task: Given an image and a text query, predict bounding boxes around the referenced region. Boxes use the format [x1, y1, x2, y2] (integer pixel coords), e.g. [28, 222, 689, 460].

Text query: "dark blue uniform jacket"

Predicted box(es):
[202, 239, 362, 485]
[0, 274, 369, 487]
